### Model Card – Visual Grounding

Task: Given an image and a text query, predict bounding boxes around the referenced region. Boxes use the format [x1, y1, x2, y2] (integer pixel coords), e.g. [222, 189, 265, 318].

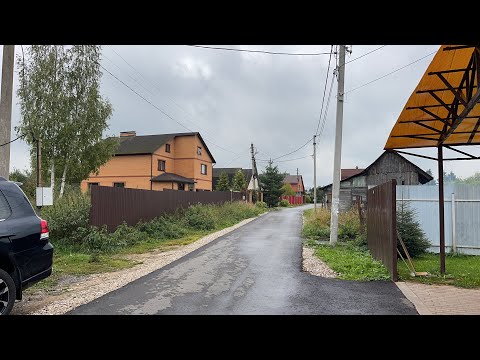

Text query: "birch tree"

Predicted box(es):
[16, 45, 116, 198]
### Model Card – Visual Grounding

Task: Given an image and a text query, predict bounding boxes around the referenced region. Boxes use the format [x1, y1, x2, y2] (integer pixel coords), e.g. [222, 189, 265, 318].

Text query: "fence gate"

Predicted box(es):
[366, 179, 397, 281]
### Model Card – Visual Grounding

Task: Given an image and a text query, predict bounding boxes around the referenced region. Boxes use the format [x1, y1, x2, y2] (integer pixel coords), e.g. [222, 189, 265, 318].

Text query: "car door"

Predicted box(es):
[0, 184, 42, 281]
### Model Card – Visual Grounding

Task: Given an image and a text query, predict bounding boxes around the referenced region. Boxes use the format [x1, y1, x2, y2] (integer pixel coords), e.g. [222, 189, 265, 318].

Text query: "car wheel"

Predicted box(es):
[0, 269, 16, 315]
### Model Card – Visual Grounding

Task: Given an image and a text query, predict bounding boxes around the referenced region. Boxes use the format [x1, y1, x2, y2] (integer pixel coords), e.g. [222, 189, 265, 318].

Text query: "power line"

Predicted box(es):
[105, 46, 239, 155]
[343, 50, 437, 95]
[100, 64, 193, 132]
[315, 45, 334, 135]
[317, 67, 336, 141]
[271, 138, 313, 161]
[341, 45, 387, 67]
[275, 154, 312, 163]
[0, 135, 23, 147]
[100, 63, 238, 155]
[186, 45, 331, 56]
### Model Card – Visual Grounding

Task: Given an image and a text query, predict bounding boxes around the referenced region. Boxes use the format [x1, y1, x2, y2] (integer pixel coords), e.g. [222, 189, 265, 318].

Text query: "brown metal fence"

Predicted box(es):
[90, 186, 245, 231]
[366, 179, 397, 281]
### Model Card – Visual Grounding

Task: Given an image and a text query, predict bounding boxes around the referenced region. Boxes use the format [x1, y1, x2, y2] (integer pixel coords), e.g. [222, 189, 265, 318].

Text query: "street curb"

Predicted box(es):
[395, 281, 432, 315]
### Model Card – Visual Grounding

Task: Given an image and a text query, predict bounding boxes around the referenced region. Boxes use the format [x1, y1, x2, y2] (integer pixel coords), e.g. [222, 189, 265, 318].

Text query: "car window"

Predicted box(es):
[0, 190, 12, 220]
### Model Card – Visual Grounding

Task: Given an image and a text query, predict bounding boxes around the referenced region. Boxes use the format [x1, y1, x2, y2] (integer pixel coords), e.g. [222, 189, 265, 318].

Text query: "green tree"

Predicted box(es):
[397, 203, 431, 257]
[216, 171, 230, 191]
[458, 172, 480, 185]
[259, 162, 285, 207]
[442, 170, 458, 184]
[9, 168, 36, 201]
[281, 183, 295, 196]
[16, 45, 116, 198]
[425, 169, 436, 185]
[232, 169, 247, 191]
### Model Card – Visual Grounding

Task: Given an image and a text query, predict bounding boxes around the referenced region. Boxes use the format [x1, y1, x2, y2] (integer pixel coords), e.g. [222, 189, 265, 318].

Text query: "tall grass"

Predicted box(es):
[302, 207, 362, 241]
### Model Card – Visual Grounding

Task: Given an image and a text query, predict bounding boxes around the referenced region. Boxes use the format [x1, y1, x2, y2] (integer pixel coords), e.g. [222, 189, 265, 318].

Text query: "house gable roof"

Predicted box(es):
[283, 174, 305, 191]
[114, 132, 216, 163]
[151, 172, 195, 184]
[322, 150, 433, 189]
[341, 168, 364, 180]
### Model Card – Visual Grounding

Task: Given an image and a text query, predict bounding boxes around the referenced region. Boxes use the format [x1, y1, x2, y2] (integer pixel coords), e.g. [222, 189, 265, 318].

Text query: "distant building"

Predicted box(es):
[81, 131, 215, 192]
[322, 151, 433, 211]
[283, 174, 305, 196]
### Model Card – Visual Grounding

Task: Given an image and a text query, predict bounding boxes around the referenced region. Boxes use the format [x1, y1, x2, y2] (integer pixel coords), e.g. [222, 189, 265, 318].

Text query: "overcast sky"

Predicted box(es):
[3, 44, 479, 188]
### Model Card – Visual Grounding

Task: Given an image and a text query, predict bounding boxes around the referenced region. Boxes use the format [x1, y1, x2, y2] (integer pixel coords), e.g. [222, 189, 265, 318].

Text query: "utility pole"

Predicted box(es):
[330, 45, 346, 245]
[251, 143, 256, 203]
[313, 134, 317, 210]
[0, 45, 15, 180]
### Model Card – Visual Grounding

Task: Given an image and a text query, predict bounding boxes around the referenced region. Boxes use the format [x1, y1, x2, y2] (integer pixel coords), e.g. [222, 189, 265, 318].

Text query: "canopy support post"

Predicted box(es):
[438, 145, 446, 274]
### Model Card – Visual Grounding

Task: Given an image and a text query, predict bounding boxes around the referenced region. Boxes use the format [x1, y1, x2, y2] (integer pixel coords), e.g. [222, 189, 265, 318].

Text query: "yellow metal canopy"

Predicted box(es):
[385, 45, 480, 150]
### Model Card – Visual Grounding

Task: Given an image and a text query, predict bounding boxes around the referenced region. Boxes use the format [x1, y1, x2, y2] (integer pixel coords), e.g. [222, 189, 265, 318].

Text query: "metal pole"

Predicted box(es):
[37, 138, 42, 187]
[451, 192, 456, 254]
[313, 134, 317, 211]
[0, 45, 15, 180]
[330, 45, 346, 245]
[251, 143, 256, 203]
[438, 145, 445, 274]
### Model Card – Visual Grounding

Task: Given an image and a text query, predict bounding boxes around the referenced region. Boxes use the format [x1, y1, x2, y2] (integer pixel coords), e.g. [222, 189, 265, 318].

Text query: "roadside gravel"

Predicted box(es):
[23, 215, 262, 315]
[302, 246, 338, 278]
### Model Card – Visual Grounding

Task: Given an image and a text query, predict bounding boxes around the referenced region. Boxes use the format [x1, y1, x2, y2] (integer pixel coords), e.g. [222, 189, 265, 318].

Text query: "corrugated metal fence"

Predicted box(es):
[281, 195, 304, 205]
[367, 180, 397, 281]
[397, 184, 480, 255]
[90, 186, 245, 231]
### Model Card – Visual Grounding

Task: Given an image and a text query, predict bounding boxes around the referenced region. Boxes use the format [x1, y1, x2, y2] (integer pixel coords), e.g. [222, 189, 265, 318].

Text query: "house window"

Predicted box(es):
[158, 160, 166, 171]
[165, 143, 171, 153]
[188, 183, 194, 191]
[201, 164, 207, 175]
[197, 146, 202, 155]
[178, 183, 185, 191]
[88, 182, 99, 191]
[113, 182, 125, 188]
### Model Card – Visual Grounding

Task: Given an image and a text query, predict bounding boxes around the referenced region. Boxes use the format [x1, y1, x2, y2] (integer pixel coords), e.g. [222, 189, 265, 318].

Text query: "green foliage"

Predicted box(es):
[279, 199, 290, 207]
[397, 253, 480, 288]
[216, 171, 231, 191]
[313, 243, 390, 281]
[281, 183, 295, 196]
[259, 162, 285, 208]
[232, 169, 247, 191]
[9, 167, 36, 201]
[457, 172, 480, 185]
[397, 203, 431, 258]
[304, 195, 312, 203]
[338, 209, 361, 241]
[184, 204, 216, 230]
[255, 201, 267, 209]
[16, 45, 115, 194]
[302, 208, 361, 242]
[40, 191, 91, 244]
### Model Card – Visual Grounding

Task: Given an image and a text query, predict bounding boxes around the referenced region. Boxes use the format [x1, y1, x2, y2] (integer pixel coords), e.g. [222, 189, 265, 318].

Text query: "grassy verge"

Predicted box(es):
[397, 253, 480, 288]
[27, 201, 266, 294]
[303, 209, 390, 281]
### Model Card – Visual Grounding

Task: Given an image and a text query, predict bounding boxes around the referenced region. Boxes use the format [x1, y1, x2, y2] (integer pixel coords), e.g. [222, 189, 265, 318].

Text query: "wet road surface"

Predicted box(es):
[70, 206, 417, 315]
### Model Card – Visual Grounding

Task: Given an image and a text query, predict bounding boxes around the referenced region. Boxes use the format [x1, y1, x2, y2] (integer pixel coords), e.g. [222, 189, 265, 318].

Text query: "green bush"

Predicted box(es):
[137, 215, 187, 239]
[255, 201, 267, 209]
[338, 222, 359, 241]
[304, 195, 312, 203]
[41, 191, 91, 245]
[184, 204, 216, 230]
[279, 199, 290, 207]
[352, 233, 368, 250]
[397, 203, 431, 258]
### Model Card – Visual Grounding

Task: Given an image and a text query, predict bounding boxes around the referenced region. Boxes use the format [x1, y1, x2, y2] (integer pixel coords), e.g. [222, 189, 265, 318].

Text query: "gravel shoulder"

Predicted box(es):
[12, 215, 263, 315]
[302, 245, 338, 278]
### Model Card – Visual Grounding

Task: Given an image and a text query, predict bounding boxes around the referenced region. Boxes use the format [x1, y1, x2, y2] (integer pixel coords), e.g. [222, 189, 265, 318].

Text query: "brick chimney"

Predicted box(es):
[120, 131, 136, 137]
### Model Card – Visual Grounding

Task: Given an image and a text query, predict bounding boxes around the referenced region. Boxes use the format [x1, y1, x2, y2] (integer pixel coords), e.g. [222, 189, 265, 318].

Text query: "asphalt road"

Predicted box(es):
[70, 205, 417, 315]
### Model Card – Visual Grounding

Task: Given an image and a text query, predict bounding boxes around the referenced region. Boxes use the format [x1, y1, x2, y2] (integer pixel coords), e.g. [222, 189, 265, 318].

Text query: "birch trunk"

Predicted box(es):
[59, 164, 67, 198]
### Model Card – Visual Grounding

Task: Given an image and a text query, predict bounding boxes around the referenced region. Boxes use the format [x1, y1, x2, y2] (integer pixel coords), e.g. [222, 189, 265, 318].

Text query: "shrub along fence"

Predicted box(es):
[90, 186, 245, 231]
[366, 179, 398, 281]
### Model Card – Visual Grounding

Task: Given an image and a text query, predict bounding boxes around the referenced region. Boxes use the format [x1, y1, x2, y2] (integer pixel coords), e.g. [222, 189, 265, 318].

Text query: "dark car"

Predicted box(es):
[0, 177, 53, 315]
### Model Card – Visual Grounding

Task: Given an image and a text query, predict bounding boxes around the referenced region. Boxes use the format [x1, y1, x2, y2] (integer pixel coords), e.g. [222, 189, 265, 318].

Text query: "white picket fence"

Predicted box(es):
[396, 184, 480, 255]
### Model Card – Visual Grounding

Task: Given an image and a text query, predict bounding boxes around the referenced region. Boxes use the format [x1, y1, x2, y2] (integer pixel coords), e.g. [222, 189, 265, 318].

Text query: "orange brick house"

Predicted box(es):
[80, 131, 216, 192]
[283, 174, 305, 196]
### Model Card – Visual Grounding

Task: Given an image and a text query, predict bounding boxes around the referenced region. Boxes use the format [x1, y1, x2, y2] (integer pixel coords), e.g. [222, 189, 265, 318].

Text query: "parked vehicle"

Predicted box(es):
[0, 177, 53, 315]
